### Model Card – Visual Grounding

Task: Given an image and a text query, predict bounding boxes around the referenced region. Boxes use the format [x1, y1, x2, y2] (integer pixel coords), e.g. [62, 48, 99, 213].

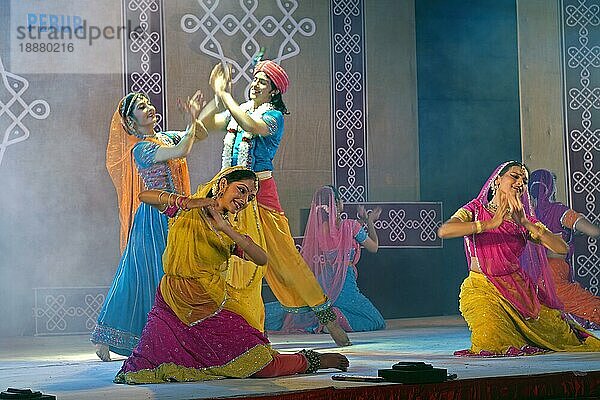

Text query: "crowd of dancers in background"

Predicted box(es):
[89, 57, 600, 384]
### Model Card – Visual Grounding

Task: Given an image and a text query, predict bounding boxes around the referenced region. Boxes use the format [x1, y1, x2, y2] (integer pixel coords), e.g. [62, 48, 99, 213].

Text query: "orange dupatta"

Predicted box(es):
[106, 110, 191, 253]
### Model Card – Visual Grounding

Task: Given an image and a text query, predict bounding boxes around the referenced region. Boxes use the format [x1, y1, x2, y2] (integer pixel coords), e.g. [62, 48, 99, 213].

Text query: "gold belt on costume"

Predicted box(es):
[255, 170, 272, 181]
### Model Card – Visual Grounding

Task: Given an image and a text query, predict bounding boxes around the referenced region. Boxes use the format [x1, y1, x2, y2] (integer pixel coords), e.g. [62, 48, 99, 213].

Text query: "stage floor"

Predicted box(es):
[1, 316, 599, 399]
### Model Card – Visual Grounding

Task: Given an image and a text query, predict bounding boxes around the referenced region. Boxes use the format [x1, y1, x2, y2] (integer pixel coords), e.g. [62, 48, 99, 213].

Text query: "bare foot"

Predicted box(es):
[95, 344, 111, 362]
[319, 352, 349, 372]
[325, 320, 352, 347]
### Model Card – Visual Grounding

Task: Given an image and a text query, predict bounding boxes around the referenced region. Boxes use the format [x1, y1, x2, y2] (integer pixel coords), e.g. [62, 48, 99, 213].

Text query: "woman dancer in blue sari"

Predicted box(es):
[265, 185, 385, 333]
[91, 92, 205, 360]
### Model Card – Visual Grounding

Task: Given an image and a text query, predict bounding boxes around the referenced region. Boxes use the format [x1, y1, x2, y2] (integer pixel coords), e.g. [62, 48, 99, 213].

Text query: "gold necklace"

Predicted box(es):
[487, 201, 498, 213]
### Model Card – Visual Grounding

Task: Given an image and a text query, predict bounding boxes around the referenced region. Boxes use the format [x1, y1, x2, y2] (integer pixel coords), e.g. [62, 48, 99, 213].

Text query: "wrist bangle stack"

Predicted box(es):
[175, 196, 191, 210]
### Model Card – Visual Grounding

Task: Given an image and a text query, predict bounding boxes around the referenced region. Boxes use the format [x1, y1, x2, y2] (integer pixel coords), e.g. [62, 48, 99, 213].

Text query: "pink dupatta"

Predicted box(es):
[280, 186, 362, 332]
[301, 186, 362, 303]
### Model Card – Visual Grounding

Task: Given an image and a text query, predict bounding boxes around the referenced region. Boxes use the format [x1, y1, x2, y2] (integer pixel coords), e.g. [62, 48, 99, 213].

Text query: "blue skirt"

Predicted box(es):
[91, 203, 168, 356]
[265, 267, 385, 333]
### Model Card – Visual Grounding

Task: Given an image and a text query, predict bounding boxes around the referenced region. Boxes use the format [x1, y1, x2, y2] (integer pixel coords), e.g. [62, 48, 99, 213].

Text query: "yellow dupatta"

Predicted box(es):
[160, 166, 259, 326]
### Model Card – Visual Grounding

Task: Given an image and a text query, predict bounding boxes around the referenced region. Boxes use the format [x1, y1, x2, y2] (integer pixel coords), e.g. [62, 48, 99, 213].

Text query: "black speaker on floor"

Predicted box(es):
[0, 388, 56, 399]
[378, 361, 448, 384]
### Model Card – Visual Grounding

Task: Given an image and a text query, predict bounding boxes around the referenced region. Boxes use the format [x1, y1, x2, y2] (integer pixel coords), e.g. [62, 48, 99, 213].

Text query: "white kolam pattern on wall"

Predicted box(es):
[0, 56, 50, 168]
[562, 0, 600, 294]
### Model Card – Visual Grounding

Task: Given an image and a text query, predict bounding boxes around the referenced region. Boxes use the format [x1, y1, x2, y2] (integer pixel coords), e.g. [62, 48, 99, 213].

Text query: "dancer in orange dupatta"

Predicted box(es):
[91, 92, 205, 360]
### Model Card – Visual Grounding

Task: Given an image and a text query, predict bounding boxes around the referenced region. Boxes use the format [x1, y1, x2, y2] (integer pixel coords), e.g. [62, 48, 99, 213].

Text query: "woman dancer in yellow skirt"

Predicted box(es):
[438, 161, 600, 356]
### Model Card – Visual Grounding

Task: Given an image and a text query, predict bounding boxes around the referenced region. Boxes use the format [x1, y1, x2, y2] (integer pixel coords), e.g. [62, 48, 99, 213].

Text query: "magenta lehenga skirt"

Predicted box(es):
[114, 287, 275, 384]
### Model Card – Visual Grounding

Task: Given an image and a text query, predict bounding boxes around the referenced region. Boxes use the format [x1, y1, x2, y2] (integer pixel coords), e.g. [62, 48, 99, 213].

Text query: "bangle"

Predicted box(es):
[161, 205, 179, 217]
[475, 220, 483, 234]
[176, 196, 186, 209]
[167, 192, 176, 206]
[157, 191, 166, 204]
[529, 222, 547, 241]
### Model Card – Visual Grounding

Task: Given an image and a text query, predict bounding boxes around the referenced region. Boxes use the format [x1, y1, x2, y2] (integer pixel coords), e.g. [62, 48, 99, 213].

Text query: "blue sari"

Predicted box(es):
[265, 227, 385, 333]
[91, 132, 187, 356]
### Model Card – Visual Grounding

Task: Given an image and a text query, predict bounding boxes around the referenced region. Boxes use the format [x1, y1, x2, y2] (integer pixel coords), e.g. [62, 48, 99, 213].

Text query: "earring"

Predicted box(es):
[126, 118, 142, 137]
[492, 182, 498, 196]
[214, 178, 227, 199]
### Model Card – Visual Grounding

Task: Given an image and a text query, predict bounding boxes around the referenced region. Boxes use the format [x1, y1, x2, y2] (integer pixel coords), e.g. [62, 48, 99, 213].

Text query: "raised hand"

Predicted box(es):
[507, 190, 527, 226]
[176, 97, 190, 115]
[368, 207, 382, 223]
[177, 90, 206, 120]
[205, 206, 232, 232]
[486, 191, 508, 230]
[188, 90, 205, 121]
[221, 62, 232, 91]
[358, 205, 382, 225]
[357, 205, 368, 224]
[209, 63, 221, 89]
[176, 91, 209, 140]
[210, 63, 231, 95]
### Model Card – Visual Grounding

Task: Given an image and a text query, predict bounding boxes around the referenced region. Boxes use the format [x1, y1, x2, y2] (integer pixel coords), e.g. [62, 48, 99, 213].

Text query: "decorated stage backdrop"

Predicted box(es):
[1, 0, 427, 336]
[0, 0, 597, 336]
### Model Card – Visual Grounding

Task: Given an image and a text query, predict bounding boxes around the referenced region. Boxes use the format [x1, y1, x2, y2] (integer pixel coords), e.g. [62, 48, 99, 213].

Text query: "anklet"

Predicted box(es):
[299, 349, 321, 373]
[315, 307, 336, 324]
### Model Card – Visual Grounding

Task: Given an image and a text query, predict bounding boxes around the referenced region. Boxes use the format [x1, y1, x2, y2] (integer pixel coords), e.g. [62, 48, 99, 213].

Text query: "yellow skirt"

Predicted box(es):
[225, 201, 327, 332]
[459, 271, 600, 355]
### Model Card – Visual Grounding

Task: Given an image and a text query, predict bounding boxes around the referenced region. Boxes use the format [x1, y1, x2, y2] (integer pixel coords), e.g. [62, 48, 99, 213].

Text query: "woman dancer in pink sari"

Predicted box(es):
[438, 161, 600, 356]
[529, 168, 600, 328]
[265, 185, 385, 333]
